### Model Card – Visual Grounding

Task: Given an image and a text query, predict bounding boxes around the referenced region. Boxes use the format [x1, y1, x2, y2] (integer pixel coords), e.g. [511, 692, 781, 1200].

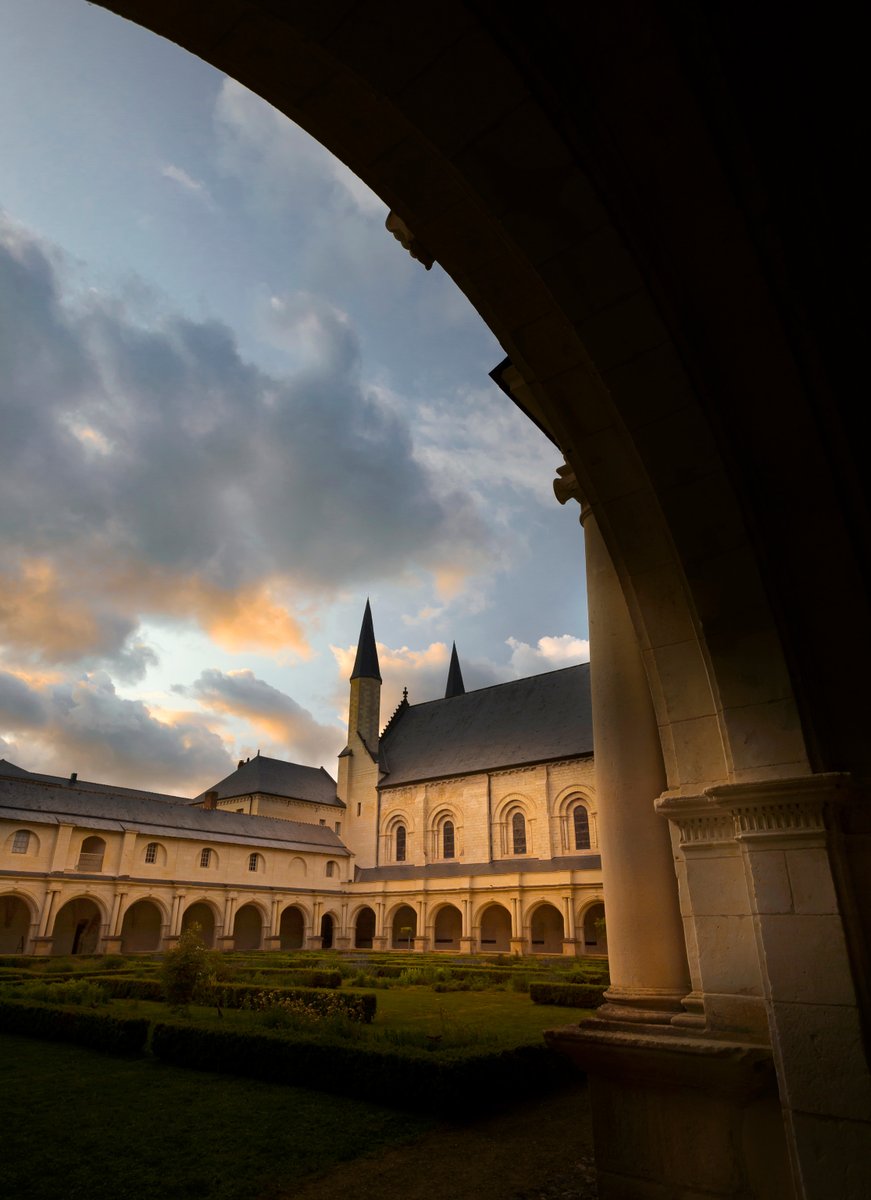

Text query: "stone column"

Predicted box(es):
[373, 899, 388, 951]
[32, 886, 60, 955]
[264, 897, 282, 950]
[218, 893, 237, 952]
[509, 894, 525, 956]
[460, 896, 476, 953]
[562, 893, 579, 956]
[413, 897, 429, 952]
[557, 463, 690, 1019]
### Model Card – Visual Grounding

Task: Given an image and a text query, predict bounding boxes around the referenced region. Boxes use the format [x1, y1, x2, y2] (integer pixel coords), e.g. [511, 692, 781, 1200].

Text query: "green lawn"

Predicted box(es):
[0, 1033, 433, 1200]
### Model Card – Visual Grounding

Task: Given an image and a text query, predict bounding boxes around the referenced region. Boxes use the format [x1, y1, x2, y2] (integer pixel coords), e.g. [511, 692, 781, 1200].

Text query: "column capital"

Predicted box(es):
[553, 458, 590, 520]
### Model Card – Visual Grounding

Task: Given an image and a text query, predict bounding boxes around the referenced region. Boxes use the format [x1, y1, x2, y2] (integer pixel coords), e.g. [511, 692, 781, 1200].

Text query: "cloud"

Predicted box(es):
[0, 669, 233, 794]
[185, 668, 343, 766]
[0, 215, 494, 677]
[160, 163, 213, 205]
[506, 635, 590, 675]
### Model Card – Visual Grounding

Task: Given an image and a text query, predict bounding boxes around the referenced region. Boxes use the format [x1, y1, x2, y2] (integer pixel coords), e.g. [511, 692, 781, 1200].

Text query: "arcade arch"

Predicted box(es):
[354, 905, 376, 949]
[478, 902, 512, 953]
[279, 904, 306, 950]
[528, 902, 564, 955]
[391, 904, 417, 949]
[120, 898, 164, 953]
[52, 896, 105, 955]
[181, 901, 218, 948]
[432, 904, 462, 950]
[233, 903, 264, 950]
[0, 893, 35, 954]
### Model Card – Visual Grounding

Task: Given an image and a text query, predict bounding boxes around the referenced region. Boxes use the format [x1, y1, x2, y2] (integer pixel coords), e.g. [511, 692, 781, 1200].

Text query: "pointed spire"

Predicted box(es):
[350, 599, 382, 681]
[444, 642, 466, 698]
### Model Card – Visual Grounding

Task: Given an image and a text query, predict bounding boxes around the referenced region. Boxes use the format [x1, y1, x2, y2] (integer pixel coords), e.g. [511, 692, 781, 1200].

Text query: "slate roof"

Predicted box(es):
[0, 776, 347, 855]
[350, 599, 381, 682]
[356, 854, 601, 882]
[379, 663, 592, 786]
[195, 754, 341, 808]
[0, 759, 190, 805]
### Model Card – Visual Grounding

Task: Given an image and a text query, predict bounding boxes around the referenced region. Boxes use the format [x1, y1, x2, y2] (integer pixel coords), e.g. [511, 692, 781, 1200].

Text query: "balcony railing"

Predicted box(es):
[75, 852, 105, 872]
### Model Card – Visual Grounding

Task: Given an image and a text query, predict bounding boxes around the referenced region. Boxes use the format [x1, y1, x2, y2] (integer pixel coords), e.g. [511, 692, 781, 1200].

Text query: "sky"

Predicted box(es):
[0, 0, 588, 795]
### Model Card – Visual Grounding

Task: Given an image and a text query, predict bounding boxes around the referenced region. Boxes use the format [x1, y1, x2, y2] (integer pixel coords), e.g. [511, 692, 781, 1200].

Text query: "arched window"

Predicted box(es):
[144, 842, 159, 864]
[325, 860, 337, 878]
[395, 824, 407, 862]
[11, 830, 31, 854]
[200, 848, 213, 868]
[511, 811, 527, 855]
[76, 836, 105, 872]
[248, 852, 261, 872]
[573, 805, 591, 850]
[442, 820, 455, 859]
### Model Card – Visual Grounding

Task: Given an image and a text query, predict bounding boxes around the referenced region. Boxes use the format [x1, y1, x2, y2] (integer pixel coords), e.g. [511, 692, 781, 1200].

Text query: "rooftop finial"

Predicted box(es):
[402, 687, 408, 701]
[350, 598, 382, 682]
[444, 642, 466, 698]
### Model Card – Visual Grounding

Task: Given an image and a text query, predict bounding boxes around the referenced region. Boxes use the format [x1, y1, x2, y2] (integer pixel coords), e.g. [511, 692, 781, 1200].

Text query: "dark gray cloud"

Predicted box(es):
[0, 216, 492, 667]
[0, 669, 233, 793]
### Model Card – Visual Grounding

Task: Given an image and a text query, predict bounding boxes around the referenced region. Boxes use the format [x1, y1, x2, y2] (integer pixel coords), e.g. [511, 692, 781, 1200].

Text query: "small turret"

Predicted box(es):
[338, 600, 383, 868]
[444, 642, 466, 698]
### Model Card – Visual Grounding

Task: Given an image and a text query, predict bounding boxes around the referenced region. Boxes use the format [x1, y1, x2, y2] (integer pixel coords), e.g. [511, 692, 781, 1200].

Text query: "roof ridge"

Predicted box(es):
[406, 660, 589, 710]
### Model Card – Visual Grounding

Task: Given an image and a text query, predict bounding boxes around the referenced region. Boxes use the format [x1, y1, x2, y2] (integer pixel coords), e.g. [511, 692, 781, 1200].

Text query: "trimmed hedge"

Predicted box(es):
[150, 1022, 570, 1114]
[0, 999, 149, 1054]
[529, 982, 605, 1008]
[97, 976, 165, 1001]
[206, 984, 376, 1021]
[224, 969, 342, 990]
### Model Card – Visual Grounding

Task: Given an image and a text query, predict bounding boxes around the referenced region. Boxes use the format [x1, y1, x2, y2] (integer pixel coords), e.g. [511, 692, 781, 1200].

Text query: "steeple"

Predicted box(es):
[350, 598, 382, 682]
[444, 642, 466, 698]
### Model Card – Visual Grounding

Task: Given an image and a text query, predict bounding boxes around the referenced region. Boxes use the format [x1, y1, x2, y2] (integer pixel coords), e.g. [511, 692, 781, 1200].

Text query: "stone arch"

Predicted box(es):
[493, 794, 534, 857]
[120, 898, 165, 953]
[528, 902, 565, 955]
[0, 892, 37, 954]
[141, 840, 167, 867]
[429, 808, 460, 861]
[279, 903, 307, 950]
[288, 856, 307, 880]
[476, 902, 513, 953]
[81, 2, 815, 794]
[6, 828, 40, 856]
[431, 903, 462, 951]
[383, 810, 413, 863]
[181, 900, 219, 948]
[233, 902, 265, 951]
[354, 905, 376, 949]
[76, 835, 106, 872]
[580, 900, 607, 956]
[390, 904, 417, 949]
[319, 911, 336, 950]
[51, 895, 106, 956]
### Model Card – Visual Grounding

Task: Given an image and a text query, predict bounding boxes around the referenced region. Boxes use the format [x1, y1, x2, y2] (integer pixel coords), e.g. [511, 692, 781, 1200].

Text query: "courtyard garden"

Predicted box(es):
[0, 945, 605, 1198]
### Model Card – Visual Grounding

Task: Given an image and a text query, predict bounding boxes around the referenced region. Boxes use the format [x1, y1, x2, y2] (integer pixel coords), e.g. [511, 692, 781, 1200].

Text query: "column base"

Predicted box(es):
[306, 935, 323, 950]
[547, 1021, 792, 1199]
[459, 936, 476, 954]
[598, 984, 688, 1026]
[101, 936, 123, 954]
[412, 936, 429, 953]
[372, 936, 389, 951]
[333, 936, 351, 951]
[561, 938, 581, 956]
[30, 936, 53, 957]
[509, 937, 526, 956]
[162, 935, 181, 951]
[216, 936, 236, 953]
[262, 935, 281, 951]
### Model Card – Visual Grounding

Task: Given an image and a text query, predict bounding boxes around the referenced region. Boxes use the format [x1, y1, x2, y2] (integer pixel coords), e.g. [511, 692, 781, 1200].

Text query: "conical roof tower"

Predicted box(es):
[351, 599, 382, 682]
[444, 642, 466, 698]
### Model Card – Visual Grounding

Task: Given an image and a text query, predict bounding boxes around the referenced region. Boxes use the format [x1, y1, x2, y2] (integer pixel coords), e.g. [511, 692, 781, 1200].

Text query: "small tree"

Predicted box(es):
[161, 924, 209, 1009]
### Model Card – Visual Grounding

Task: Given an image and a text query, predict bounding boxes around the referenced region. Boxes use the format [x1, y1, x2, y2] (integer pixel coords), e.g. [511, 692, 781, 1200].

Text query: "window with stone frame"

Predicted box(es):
[144, 842, 158, 864]
[511, 811, 527, 855]
[395, 824, 407, 862]
[248, 852, 260, 872]
[200, 847, 212, 868]
[11, 830, 31, 854]
[442, 819, 455, 859]
[573, 805, 591, 850]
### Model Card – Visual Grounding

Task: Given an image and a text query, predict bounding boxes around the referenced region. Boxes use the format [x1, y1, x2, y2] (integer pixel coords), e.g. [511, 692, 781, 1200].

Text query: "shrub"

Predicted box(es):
[528, 981, 605, 1008]
[237, 987, 376, 1023]
[0, 999, 148, 1054]
[160, 925, 210, 1008]
[0, 978, 108, 1007]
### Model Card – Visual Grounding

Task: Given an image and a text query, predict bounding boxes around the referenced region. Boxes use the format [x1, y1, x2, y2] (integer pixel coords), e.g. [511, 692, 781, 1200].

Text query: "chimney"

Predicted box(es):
[203, 790, 219, 810]
[69, 772, 78, 785]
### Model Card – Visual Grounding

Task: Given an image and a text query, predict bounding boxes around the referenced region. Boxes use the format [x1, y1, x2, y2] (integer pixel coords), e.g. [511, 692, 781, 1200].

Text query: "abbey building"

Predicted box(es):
[0, 604, 604, 957]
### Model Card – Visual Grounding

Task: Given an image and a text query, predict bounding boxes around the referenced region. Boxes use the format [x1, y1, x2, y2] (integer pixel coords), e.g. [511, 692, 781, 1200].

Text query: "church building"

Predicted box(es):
[1, 604, 604, 958]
